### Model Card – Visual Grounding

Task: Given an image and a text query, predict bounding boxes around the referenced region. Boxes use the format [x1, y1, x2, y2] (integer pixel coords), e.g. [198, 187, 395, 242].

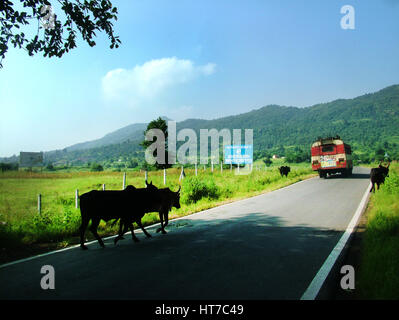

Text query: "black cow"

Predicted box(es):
[279, 166, 291, 177]
[114, 184, 181, 245]
[79, 183, 160, 250]
[154, 186, 181, 234]
[111, 181, 158, 241]
[370, 162, 390, 193]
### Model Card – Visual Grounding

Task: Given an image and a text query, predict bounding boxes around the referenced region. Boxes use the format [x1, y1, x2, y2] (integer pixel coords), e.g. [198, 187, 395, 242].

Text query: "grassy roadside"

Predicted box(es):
[355, 162, 399, 299]
[0, 163, 315, 264]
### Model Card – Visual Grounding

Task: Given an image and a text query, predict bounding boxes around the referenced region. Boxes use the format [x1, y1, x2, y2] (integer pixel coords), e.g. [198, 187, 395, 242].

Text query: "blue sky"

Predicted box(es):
[1, 0, 399, 157]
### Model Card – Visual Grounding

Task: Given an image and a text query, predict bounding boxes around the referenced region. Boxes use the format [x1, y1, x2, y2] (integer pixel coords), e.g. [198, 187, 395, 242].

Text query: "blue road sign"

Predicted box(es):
[224, 145, 253, 164]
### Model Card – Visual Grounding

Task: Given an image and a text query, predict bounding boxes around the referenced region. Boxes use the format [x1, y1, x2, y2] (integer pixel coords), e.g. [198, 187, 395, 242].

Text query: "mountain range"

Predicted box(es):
[2, 84, 399, 165]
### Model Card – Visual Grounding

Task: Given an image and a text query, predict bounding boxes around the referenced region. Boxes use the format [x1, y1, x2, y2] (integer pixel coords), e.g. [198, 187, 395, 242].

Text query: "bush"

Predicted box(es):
[91, 163, 104, 172]
[46, 163, 55, 171]
[127, 159, 139, 168]
[0, 162, 18, 172]
[263, 157, 272, 166]
[382, 171, 399, 194]
[182, 176, 220, 204]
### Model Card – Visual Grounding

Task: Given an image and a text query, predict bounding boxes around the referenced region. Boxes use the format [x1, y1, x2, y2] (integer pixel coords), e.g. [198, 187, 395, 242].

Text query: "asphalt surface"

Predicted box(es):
[0, 167, 371, 300]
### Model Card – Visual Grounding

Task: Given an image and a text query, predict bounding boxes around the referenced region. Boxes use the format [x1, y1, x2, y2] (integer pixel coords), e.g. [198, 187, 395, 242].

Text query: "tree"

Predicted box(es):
[90, 162, 103, 171]
[359, 153, 371, 164]
[45, 162, 55, 171]
[263, 157, 272, 166]
[285, 152, 298, 163]
[141, 117, 171, 170]
[127, 158, 138, 168]
[375, 147, 385, 162]
[0, 0, 121, 68]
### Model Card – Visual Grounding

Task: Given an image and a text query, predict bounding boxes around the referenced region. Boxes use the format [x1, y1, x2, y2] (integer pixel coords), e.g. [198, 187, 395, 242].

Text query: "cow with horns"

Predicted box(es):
[370, 162, 390, 193]
[113, 182, 181, 245]
[78, 181, 181, 250]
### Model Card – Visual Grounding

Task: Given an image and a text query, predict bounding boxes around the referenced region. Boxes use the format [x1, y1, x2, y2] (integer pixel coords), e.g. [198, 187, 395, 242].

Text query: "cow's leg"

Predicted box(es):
[114, 222, 124, 245]
[119, 218, 139, 242]
[156, 211, 164, 233]
[113, 220, 126, 245]
[164, 210, 169, 228]
[118, 219, 126, 239]
[370, 179, 377, 193]
[79, 217, 90, 250]
[89, 217, 105, 248]
[114, 219, 132, 245]
[118, 220, 125, 240]
[156, 210, 167, 234]
[128, 222, 140, 242]
[136, 219, 152, 238]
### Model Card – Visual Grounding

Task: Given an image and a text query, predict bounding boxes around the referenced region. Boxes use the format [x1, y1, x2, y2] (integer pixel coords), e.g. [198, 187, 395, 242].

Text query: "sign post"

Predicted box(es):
[224, 145, 253, 175]
[20, 152, 44, 169]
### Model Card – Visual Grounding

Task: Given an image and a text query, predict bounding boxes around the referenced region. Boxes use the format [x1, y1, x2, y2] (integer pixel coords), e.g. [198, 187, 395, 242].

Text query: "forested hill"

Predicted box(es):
[65, 122, 148, 152]
[178, 84, 399, 154]
[2, 84, 399, 166]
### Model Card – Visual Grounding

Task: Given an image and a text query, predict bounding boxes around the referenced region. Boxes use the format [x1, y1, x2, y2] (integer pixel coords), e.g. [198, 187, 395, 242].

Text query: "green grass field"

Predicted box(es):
[356, 162, 399, 299]
[0, 162, 314, 263]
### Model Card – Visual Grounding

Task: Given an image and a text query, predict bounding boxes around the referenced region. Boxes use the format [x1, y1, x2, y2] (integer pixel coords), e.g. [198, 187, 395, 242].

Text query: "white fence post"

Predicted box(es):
[102, 184, 105, 191]
[211, 161, 214, 172]
[195, 164, 198, 176]
[75, 189, 79, 209]
[38, 194, 41, 214]
[179, 166, 185, 181]
[221, 161, 223, 173]
[123, 172, 126, 189]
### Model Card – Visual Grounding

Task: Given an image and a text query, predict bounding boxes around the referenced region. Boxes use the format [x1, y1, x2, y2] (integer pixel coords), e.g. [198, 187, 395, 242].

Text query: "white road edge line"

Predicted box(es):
[0, 176, 315, 269]
[300, 182, 372, 300]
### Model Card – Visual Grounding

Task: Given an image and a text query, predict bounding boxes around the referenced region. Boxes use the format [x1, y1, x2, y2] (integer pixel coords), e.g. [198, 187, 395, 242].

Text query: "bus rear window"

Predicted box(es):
[322, 145, 334, 152]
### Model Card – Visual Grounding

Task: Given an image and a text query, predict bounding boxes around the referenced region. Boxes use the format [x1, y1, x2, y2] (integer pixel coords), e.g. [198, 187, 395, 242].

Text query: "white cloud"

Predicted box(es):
[101, 57, 216, 106]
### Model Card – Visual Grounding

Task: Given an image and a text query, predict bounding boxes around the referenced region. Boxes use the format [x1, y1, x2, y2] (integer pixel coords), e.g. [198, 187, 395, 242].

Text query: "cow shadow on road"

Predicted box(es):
[0, 211, 347, 300]
[79, 211, 344, 299]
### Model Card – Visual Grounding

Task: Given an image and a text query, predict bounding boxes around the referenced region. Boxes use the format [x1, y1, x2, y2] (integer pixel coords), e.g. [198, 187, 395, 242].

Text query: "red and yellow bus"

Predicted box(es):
[311, 136, 353, 178]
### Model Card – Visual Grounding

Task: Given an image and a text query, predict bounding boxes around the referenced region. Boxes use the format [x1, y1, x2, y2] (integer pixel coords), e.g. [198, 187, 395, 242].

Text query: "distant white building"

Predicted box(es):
[272, 154, 279, 159]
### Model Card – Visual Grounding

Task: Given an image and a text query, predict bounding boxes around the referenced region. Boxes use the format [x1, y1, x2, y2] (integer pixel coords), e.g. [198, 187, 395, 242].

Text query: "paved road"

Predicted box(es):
[0, 167, 371, 300]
